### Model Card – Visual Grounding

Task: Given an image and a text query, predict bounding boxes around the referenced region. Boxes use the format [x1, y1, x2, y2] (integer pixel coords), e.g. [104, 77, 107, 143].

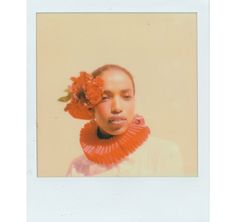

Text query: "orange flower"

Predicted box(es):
[59, 71, 104, 120]
[69, 72, 91, 94]
[85, 76, 103, 105]
[64, 98, 94, 120]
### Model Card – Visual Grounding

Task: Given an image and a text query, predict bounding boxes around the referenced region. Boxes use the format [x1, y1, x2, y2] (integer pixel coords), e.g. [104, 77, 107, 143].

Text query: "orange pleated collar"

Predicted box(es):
[80, 114, 150, 165]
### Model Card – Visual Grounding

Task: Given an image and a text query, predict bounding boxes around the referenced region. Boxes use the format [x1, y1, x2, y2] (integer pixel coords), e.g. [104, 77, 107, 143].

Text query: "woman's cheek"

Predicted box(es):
[95, 101, 111, 119]
[124, 100, 135, 113]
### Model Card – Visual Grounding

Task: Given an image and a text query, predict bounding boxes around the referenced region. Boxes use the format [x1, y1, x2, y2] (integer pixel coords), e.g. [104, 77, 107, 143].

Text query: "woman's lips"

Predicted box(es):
[108, 116, 127, 125]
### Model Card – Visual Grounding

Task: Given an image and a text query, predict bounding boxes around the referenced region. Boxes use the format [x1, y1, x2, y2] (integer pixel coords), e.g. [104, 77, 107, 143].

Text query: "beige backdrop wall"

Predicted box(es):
[37, 13, 197, 177]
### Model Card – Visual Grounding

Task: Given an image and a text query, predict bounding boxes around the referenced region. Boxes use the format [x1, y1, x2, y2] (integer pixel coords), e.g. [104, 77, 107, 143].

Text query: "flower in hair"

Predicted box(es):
[58, 71, 104, 120]
[86, 77, 103, 105]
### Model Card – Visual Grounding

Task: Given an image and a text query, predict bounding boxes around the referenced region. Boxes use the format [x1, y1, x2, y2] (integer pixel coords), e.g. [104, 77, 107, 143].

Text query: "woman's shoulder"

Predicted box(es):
[142, 136, 185, 176]
[146, 136, 180, 156]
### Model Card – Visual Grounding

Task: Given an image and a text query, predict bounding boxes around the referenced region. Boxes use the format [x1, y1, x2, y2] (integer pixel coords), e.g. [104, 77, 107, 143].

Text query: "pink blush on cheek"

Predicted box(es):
[94, 101, 111, 119]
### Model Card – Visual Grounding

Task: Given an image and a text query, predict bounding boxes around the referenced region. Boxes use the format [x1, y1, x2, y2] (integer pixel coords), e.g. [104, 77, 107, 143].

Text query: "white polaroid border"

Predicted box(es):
[27, 0, 209, 221]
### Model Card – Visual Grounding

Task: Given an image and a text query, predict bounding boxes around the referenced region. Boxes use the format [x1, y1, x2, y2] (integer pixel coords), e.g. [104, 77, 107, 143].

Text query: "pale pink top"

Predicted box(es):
[67, 136, 184, 177]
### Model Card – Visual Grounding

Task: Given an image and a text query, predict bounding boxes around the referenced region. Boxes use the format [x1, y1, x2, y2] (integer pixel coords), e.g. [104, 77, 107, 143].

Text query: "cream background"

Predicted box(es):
[37, 13, 197, 177]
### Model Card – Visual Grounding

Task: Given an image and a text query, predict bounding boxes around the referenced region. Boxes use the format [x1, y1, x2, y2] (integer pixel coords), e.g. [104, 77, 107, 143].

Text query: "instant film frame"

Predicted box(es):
[37, 13, 197, 177]
[27, 0, 209, 221]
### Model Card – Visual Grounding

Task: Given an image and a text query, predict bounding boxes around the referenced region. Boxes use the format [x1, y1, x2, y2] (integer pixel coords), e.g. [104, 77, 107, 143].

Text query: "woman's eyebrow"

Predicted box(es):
[121, 89, 132, 93]
[102, 90, 113, 95]
[103, 89, 132, 94]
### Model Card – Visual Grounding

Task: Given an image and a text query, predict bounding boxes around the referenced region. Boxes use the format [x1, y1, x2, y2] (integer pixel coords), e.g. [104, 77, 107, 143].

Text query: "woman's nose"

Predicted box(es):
[111, 97, 122, 114]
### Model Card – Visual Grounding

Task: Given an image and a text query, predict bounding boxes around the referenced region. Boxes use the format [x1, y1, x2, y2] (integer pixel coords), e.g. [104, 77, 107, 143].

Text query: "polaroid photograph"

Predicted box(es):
[37, 13, 197, 178]
[28, 0, 209, 221]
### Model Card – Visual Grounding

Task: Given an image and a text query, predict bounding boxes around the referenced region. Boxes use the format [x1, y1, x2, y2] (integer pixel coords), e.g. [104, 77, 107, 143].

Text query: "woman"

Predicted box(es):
[59, 64, 184, 176]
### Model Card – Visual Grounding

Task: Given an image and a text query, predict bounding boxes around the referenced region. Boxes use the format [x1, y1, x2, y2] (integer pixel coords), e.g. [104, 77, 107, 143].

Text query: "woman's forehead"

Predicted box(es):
[101, 69, 134, 91]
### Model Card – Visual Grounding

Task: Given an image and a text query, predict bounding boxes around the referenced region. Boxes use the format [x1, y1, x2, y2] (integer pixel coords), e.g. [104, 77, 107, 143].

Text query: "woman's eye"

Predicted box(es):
[102, 96, 109, 100]
[123, 95, 132, 99]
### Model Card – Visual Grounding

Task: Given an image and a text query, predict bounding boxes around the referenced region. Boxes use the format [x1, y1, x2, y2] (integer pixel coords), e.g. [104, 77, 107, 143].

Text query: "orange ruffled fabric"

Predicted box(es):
[80, 115, 150, 165]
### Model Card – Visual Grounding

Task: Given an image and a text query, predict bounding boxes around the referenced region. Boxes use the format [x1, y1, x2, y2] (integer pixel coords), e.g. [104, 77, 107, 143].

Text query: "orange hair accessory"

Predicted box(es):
[58, 71, 104, 120]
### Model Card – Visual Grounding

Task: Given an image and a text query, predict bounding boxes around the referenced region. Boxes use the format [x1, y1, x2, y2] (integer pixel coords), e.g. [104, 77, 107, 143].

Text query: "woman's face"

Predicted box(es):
[94, 69, 135, 136]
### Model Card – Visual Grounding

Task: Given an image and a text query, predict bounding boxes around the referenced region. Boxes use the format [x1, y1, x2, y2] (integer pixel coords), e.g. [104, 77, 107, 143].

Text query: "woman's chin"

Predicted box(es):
[108, 126, 128, 136]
